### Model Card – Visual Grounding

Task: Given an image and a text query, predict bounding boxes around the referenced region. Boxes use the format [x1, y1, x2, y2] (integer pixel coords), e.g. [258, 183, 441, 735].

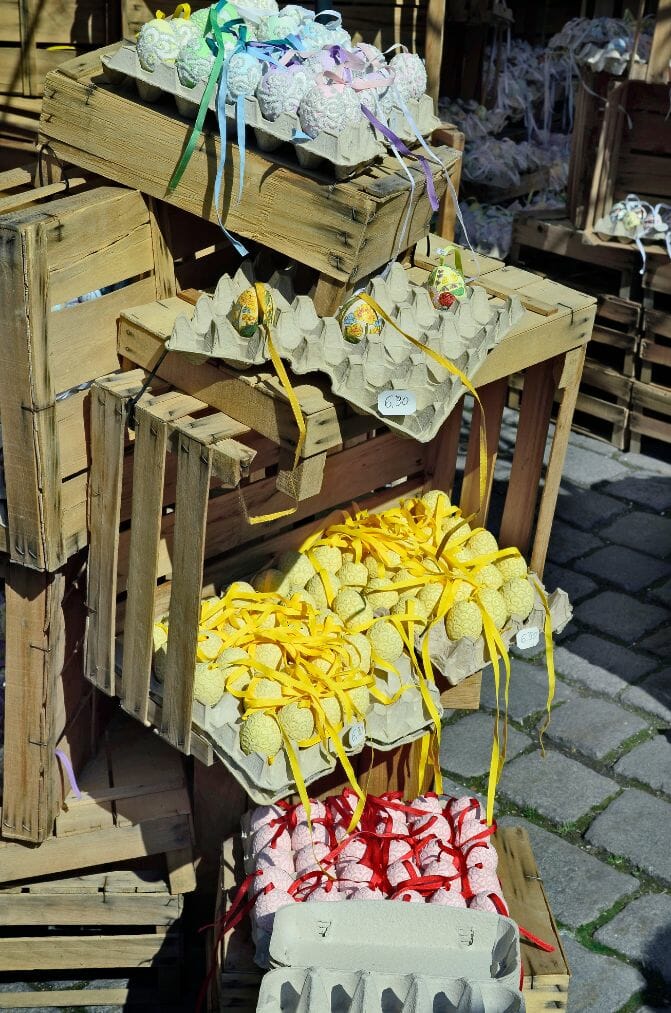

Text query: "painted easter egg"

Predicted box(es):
[136, 19, 181, 71]
[337, 296, 384, 344]
[230, 284, 276, 337]
[298, 79, 362, 138]
[176, 36, 215, 88]
[256, 64, 313, 120]
[427, 265, 467, 309]
[621, 209, 645, 232]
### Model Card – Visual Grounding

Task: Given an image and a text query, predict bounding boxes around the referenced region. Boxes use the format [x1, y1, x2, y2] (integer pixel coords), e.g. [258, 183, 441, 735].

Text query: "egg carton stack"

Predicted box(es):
[422, 578, 572, 688]
[239, 792, 514, 972]
[258, 902, 524, 1012]
[167, 260, 523, 442]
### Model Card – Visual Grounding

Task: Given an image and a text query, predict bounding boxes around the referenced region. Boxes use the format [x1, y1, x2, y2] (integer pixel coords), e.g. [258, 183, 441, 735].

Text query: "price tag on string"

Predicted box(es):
[516, 627, 540, 650]
[377, 390, 416, 416]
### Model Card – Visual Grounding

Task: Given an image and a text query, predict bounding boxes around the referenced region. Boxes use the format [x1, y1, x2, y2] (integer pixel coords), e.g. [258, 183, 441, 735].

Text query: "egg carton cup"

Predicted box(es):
[371, 92, 441, 146]
[420, 579, 572, 688]
[101, 44, 384, 179]
[257, 970, 524, 1012]
[167, 260, 524, 443]
[364, 656, 443, 749]
[260, 901, 523, 1011]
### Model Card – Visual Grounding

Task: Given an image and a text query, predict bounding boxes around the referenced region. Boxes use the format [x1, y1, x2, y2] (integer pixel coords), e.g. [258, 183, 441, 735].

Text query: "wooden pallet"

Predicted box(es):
[210, 825, 569, 1012]
[0, 167, 242, 571]
[0, 0, 116, 97]
[629, 378, 671, 454]
[0, 711, 196, 884]
[640, 308, 671, 387]
[0, 864, 183, 1009]
[38, 47, 459, 308]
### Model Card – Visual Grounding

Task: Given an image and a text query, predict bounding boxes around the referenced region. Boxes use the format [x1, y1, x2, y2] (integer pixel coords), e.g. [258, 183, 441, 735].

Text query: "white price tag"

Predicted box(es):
[377, 389, 417, 416]
[348, 722, 366, 749]
[516, 627, 540, 650]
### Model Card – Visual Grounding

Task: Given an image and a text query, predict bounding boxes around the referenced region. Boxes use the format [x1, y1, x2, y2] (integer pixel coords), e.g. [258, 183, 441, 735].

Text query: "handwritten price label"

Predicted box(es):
[348, 722, 366, 749]
[377, 390, 417, 416]
[516, 627, 540, 650]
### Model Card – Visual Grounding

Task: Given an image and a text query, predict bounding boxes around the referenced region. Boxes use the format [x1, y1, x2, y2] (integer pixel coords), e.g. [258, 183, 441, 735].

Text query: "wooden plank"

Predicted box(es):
[530, 346, 586, 577]
[147, 196, 177, 300]
[440, 670, 482, 709]
[499, 359, 557, 559]
[86, 378, 142, 694]
[1, 566, 65, 843]
[425, 0, 446, 102]
[459, 378, 508, 525]
[0, 932, 176, 972]
[161, 428, 213, 752]
[0, 891, 179, 926]
[423, 399, 463, 496]
[121, 401, 171, 724]
[0, 215, 62, 568]
[0, 989, 136, 1009]
[647, 0, 671, 83]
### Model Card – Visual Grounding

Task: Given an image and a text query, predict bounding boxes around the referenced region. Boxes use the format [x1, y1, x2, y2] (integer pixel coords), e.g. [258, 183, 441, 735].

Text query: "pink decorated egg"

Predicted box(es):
[396, 889, 424, 902]
[448, 796, 482, 819]
[255, 846, 296, 876]
[350, 886, 386, 901]
[249, 804, 287, 835]
[294, 842, 331, 875]
[306, 885, 342, 902]
[465, 866, 501, 896]
[466, 844, 498, 873]
[253, 867, 295, 894]
[291, 821, 329, 851]
[253, 888, 294, 932]
[422, 856, 460, 881]
[388, 839, 414, 864]
[469, 891, 507, 915]
[338, 837, 367, 864]
[252, 822, 291, 854]
[429, 888, 467, 908]
[387, 859, 418, 888]
[337, 862, 374, 886]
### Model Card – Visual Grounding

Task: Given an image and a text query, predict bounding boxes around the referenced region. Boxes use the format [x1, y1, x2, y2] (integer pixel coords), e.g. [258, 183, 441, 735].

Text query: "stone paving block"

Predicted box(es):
[601, 510, 671, 559]
[616, 734, 671, 794]
[575, 545, 671, 593]
[479, 660, 573, 721]
[439, 711, 530, 778]
[557, 444, 630, 488]
[595, 894, 671, 983]
[575, 592, 668, 644]
[559, 932, 645, 1013]
[543, 697, 649, 760]
[603, 474, 671, 512]
[499, 750, 618, 825]
[622, 669, 671, 723]
[543, 563, 598, 602]
[651, 576, 671, 606]
[585, 789, 671, 885]
[548, 521, 604, 566]
[500, 816, 639, 929]
[553, 633, 658, 694]
[619, 451, 671, 477]
[637, 627, 671, 659]
[439, 775, 487, 810]
[554, 486, 626, 532]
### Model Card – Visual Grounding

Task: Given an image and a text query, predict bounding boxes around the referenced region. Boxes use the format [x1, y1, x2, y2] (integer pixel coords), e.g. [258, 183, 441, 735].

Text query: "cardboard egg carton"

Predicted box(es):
[383, 93, 441, 145]
[258, 902, 524, 1012]
[365, 655, 443, 749]
[101, 43, 383, 179]
[420, 580, 572, 687]
[167, 260, 524, 443]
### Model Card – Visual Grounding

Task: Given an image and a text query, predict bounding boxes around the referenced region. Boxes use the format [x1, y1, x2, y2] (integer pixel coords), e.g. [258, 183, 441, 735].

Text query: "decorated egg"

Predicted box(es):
[426, 254, 467, 310]
[299, 80, 363, 139]
[230, 284, 276, 338]
[176, 36, 215, 88]
[170, 15, 201, 49]
[337, 296, 384, 344]
[389, 52, 427, 101]
[136, 19, 181, 72]
[256, 64, 313, 121]
[621, 209, 645, 232]
[202, 1, 239, 29]
[227, 51, 263, 99]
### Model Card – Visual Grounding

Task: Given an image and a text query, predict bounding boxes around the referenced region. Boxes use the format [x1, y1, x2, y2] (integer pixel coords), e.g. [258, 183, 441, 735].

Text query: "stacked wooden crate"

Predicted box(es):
[0, 0, 118, 168]
[632, 273, 671, 455]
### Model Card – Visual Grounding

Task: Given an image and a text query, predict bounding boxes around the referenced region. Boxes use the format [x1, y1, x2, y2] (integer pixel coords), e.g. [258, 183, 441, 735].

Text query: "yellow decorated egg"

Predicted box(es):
[230, 284, 276, 338]
[427, 264, 467, 310]
[337, 296, 384, 344]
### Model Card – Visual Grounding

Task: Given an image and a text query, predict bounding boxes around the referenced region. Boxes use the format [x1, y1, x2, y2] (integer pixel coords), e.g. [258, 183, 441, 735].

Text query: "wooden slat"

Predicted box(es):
[499, 359, 557, 558]
[459, 378, 508, 525]
[423, 400, 463, 497]
[160, 428, 213, 752]
[86, 376, 143, 694]
[0, 932, 177, 972]
[0, 891, 179, 926]
[0, 989, 136, 1008]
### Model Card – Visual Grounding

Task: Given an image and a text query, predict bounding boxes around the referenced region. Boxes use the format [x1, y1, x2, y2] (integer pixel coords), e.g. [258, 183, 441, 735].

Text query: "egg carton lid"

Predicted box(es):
[167, 260, 524, 444]
[419, 580, 572, 688]
[257, 968, 524, 1012]
[101, 44, 384, 178]
[594, 215, 668, 243]
[365, 659, 443, 749]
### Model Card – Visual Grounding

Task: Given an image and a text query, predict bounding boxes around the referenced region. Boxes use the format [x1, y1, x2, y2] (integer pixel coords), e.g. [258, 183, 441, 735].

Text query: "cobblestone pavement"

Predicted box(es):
[440, 414, 671, 1013]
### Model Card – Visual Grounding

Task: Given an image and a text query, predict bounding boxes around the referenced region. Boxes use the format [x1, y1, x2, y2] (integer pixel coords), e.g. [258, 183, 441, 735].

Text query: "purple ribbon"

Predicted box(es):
[360, 105, 439, 212]
[55, 748, 83, 800]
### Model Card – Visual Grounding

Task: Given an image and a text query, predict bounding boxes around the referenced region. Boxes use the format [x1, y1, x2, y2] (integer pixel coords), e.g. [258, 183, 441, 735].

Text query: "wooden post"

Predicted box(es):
[425, 0, 447, 103]
[647, 0, 671, 83]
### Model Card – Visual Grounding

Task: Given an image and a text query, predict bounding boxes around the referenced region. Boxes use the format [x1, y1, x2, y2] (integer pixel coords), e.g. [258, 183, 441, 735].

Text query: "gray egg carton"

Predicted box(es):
[257, 970, 524, 1012]
[259, 901, 524, 1012]
[419, 580, 573, 688]
[365, 655, 443, 749]
[167, 260, 524, 443]
[101, 43, 383, 180]
[379, 92, 441, 146]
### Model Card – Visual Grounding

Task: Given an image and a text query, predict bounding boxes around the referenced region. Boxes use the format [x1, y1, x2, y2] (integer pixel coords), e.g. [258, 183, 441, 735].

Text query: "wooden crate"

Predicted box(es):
[38, 48, 459, 311]
[211, 825, 569, 1012]
[629, 378, 671, 454]
[82, 255, 594, 768]
[591, 294, 640, 378]
[0, 864, 183, 1010]
[0, 710, 196, 884]
[0, 0, 117, 97]
[0, 168, 240, 572]
[0, 94, 40, 169]
[640, 307, 671, 387]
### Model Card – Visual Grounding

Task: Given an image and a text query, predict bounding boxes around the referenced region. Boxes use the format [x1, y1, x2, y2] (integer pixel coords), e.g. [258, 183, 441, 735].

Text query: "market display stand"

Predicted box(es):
[209, 826, 569, 1013]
